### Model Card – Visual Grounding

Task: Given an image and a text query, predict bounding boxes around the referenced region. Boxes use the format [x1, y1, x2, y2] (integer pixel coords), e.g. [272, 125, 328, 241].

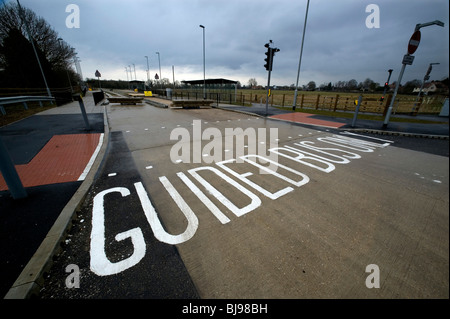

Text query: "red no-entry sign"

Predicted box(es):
[408, 30, 421, 54]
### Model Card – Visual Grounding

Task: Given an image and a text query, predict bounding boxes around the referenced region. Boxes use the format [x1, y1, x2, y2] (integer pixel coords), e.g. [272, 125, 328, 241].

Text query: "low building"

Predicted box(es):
[129, 80, 145, 92]
[413, 81, 449, 95]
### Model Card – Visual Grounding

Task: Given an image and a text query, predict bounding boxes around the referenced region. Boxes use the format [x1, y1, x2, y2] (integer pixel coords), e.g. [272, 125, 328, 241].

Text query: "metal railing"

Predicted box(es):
[0, 96, 56, 115]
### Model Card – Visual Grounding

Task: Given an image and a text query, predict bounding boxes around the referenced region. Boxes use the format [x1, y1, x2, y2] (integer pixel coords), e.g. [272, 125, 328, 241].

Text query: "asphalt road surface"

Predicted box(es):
[38, 102, 449, 301]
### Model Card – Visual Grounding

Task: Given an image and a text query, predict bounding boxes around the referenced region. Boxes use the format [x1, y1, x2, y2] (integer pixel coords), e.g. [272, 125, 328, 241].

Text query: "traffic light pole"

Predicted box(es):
[380, 69, 393, 104]
[265, 49, 273, 116]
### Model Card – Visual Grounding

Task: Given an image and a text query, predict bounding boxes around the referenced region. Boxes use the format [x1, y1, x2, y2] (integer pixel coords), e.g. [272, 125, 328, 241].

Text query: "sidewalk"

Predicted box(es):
[1, 92, 105, 298]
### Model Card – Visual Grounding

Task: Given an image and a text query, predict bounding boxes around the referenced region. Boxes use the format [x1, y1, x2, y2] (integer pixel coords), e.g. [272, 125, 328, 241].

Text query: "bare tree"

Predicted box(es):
[306, 81, 316, 91]
[0, 3, 75, 73]
[248, 78, 257, 88]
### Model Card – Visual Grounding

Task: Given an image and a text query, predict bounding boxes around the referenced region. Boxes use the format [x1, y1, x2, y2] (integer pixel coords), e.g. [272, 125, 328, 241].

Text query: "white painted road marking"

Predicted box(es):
[89, 133, 393, 275]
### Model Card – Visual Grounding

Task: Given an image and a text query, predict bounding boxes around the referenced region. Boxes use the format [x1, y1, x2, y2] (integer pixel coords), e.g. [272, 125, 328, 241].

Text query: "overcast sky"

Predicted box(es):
[14, 0, 450, 87]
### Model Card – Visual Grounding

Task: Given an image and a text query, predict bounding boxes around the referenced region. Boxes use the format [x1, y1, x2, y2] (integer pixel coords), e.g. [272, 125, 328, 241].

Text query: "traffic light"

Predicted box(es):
[264, 47, 272, 71]
[384, 82, 389, 88]
[264, 44, 280, 71]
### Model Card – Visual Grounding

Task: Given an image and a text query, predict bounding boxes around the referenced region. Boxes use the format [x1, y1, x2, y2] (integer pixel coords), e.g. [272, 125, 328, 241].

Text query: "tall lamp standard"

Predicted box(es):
[156, 52, 161, 87]
[145, 55, 150, 88]
[16, 0, 52, 98]
[411, 62, 439, 114]
[199, 25, 206, 99]
[292, 0, 310, 110]
[57, 38, 73, 94]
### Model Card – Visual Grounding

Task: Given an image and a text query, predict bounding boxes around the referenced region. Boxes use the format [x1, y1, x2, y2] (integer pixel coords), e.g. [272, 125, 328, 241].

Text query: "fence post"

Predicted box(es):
[333, 94, 339, 112]
[300, 94, 304, 109]
[282, 94, 285, 107]
[315, 94, 320, 110]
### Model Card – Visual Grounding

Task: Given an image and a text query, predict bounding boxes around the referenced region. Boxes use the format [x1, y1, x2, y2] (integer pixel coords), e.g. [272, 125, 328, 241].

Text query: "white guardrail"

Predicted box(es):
[0, 96, 55, 115]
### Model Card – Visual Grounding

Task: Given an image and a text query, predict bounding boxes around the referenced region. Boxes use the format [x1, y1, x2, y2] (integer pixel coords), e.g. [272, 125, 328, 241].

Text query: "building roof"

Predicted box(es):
[181, 78, 237, 85]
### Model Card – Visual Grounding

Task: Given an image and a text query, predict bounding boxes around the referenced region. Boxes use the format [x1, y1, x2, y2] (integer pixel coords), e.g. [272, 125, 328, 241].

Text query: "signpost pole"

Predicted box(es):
[383, 30, 420, 129]
[0, 138, 27, 199]
[382, 20, 444, 128]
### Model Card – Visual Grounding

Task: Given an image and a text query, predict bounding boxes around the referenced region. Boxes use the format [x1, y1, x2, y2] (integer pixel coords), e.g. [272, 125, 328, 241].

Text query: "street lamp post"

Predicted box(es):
[411, 62, 440, 114]
[145, 56, 150, 88]
[383, 20, 444, 128]
[292, 0, 310, 110]
[156, 52, 161, 87]
[200, 25, 206, 99]
[16, 0, 52, 98]
[57, 38, 73, 94]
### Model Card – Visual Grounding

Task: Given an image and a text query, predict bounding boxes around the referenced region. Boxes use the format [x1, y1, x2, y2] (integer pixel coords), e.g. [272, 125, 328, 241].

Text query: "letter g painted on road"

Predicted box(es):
[90, 187, 146, 276]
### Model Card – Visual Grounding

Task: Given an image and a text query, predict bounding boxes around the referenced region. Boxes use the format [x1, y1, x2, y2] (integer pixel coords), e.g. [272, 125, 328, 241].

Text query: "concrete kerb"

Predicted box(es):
[344, 128, 449, 140]
[215, 105, 265, 118]
[3, 105, 111, 299]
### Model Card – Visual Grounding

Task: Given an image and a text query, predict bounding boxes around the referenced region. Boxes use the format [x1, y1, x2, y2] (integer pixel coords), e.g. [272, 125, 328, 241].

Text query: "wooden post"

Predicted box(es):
[333, 94, 339, 112]
[300, 94, 304, 109]
[315, 94, 320, 110]
[282, 94, 285, 107]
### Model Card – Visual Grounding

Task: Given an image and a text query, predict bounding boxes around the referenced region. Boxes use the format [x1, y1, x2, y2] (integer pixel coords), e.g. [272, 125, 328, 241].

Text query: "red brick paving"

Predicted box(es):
[270, 112, 346, 128]
[0, 133, 101, 191]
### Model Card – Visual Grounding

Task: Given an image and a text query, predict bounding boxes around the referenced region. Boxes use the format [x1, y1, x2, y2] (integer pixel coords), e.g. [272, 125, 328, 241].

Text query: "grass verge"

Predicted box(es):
[275, 106, 448, 124]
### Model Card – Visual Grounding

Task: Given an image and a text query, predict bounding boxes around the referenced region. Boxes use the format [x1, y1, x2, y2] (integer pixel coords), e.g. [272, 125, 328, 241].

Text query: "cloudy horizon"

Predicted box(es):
[11, 0, 449, 88]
